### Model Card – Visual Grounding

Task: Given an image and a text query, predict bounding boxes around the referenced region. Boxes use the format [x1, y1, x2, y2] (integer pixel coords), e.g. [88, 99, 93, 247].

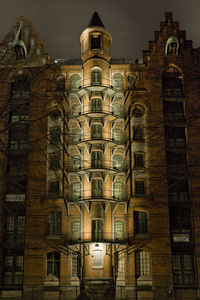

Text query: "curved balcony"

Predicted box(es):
[69, 105, 124, 120]
[75, 79, 116, 97]
[66, 162, 127, 174]
[66, 192, 128, 204]
[68, 133, 125, 147]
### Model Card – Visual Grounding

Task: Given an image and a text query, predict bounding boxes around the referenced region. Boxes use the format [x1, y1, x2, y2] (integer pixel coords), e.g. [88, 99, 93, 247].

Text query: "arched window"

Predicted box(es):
[165, 37, 179, 56]
[57, 77, 65, 91]
[113, 73, 123, 91]
[70, 74, 81, 92]
[91, 69, 101, 86]
[47, 252, 60, 278]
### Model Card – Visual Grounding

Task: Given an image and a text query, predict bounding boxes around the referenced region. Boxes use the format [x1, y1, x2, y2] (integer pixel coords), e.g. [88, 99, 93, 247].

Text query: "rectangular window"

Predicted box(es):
[92, 179, 102, 198]
[72, 182, 81, 201]
[118, 253, 124, 278]
[48, 212, 61, 235]
[5, 216, 25, 244]
[3, 255, 23, 285]
[91, 98, 102, 112]
[133, 126, 143, 141]
[72, 253, 79, 278]
[49, 153, 60, 170]
[50, 127, 60, 144]
[71, 221, 81, 241]
[134, 153, 144, 167]
[134, 211, 148, 234]
[91, 124, 102, 139]
[47, 252, 60, 278]
[49, 181, 60, 197]
[91, 35, 101, 50]
[172, 253, 194, 285]
[92, 219, 103, 241]
[92, 250, 103, 268]
[114, 221, 124, 240]
[135, 181, 145, 195]
[136, 251, 150, 277]
[91, 151, 102, 168]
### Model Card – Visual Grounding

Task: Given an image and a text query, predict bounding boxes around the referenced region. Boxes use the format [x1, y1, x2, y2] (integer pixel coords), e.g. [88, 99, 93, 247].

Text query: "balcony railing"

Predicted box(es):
[69, 105, 124, 119]
[68, 133, 125, 145]
[66, 162, 127, 173]
[66, 192, 128, 203]
[6, 194, 25, 202]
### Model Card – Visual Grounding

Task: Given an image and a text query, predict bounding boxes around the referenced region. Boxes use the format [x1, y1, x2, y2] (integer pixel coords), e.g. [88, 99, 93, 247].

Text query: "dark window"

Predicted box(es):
[92, 219, 103, 241]
[133, 126, 143, 141]
[48, 212, 61, 235]
[49, 181, 59, 196]
[5, 216, 25, 244]
[134, 211, 148, 234]
[172, 253, 194, 285]
[50, 127, 60, 144]
[91, 151, 102, 168]
[135, 153, 144, 167]
[91, 98, 102, 112]
[170, 207, 191, 234]
[91, 124, 102, 139]
[3, 254, 23, 285]
[47, 252, 60, 278]
[49, 153, 60, 170]
[135, 181, 145, 194]
[91, 35, 101, 50]
[92, 179, 102, 198]
[11, 76, 30, 99]
[57, 77, 65, 91]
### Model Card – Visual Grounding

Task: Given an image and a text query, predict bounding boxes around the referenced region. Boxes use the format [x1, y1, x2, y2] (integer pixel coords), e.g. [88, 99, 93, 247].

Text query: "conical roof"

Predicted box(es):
[88, 12, 104, 28]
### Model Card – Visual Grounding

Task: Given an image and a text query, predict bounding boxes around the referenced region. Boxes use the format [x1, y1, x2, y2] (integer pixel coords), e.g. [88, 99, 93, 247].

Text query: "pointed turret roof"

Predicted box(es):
[88, 12, 104, 28]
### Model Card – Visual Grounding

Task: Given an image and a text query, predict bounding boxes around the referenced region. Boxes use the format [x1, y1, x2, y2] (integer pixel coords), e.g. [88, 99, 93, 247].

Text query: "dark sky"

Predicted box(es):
[0, 0, 199, 59]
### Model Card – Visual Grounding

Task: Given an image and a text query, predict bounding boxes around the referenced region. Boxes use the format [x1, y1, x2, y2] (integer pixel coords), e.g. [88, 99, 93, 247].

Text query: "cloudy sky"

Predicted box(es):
[0, 0, 199, 59]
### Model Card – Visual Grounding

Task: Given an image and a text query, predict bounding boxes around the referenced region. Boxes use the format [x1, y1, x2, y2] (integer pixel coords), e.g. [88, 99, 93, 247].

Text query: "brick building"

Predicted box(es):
[0, 11, 200, 300]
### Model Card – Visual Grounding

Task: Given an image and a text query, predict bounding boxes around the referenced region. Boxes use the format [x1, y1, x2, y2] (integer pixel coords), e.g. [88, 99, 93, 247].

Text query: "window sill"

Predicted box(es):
[46, 235, 61, 240]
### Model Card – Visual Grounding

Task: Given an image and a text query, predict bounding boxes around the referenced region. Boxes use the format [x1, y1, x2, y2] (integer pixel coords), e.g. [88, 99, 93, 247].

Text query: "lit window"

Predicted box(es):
[172, 253, 194, 285]
[48, 212, 61, 235]
[113, 182, 124, 201]
[113, 154, 123, 171]
[114, 221, 124, 240]
[112, 102, 123, 117]
[47, 252, 60, 279]
[92, 219, 103, 241]
[134, 211, 148, 234]
[72, 155, 81, 170]
[3, 255, 23, 285]
[136, 251, 150, 277]
[91, 69, 101, 86]
[72, 182, 81, 201]
[71, 221, 81, 241]
[112, 128, 123, 144]
[113, 73, 123, 91]
[92, 249, 103, 269]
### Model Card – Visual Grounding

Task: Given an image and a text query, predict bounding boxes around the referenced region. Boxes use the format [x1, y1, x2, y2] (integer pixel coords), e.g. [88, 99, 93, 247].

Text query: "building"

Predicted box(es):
[0, 11, 200, 300]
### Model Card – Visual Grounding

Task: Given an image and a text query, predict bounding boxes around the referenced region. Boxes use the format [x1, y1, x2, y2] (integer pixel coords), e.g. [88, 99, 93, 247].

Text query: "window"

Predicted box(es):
[91, 151, 102, 168]
[92, 179, 102, 198]
[113, 73, 123, 91]
[113, 155, 123, 171]
[162, 67, 183, 97]
[114, 221, 124, 240]
[11, 75, 30, 99]
[92, 249, 103, 269]
[132, 105, 145, 118]
[48, 212, 61, 235]
[170, 207, 191, 234]
[112, 103, 123, 117]
[91, 34, 101, 50]
[92, 219, 103, 241]
[136, 251, 150, 277]
[168, 180, 190, 202]
[133, 126, 143, 141]
[3, 255, 23, 285]
[72, 155, 81, 170]
[49, 181, 60, 196]
[72, 253, 79, 277]
[49, 153, 60, 170]
[91, 98, 102, 112]
[112, 128, 123, 144]
[5, 215, 25, 244]
[91, 124, 102, 139]
[50, 127, 60, 144]
[9, 139, 28, 151]
[47, 252, 60, 279]
[91, 69, 101, 86]
[70, 74, 81, 92]
[134, 211, 148, 234]
[135, 181, 145, 195]
[113, 182, 124, 201]
[172, 253, 194, 285]
[134, 153, 144, 167]
[72, 182, 81, 201]
[57, 77, 65, 91]
[71, 104, 81, 118]
[128, 75, 135, 89]
[71, 129, 82, 144]
[71, 221, 81, 241]
[117, 252, 124, 278]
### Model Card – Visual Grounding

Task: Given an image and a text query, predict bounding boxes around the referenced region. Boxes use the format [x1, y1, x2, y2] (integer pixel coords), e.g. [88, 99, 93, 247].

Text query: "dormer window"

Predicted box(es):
[91, 34, 101, 50]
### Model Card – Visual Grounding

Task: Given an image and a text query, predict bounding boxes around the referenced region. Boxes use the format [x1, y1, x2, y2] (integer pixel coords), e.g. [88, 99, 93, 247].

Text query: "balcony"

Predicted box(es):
[65, 192, 128, 204]
[6, 194, 25, 202]
[66, 162, 127, 174]
[68, 133, 125, 146]
[76, 79, 116, 97]
[69, 105, 124, 119]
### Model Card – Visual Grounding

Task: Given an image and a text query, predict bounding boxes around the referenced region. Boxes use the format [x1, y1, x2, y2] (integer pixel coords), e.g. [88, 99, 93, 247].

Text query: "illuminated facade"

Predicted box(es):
[0, 11, 200, 300]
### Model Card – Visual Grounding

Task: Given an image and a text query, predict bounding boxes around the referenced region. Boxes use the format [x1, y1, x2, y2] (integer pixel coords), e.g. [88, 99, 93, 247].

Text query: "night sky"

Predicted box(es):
[0, 0, 199, 59]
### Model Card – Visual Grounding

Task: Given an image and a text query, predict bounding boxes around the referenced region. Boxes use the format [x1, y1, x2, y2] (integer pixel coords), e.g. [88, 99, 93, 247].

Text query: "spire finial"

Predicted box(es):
[88, 12, 104, 28]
